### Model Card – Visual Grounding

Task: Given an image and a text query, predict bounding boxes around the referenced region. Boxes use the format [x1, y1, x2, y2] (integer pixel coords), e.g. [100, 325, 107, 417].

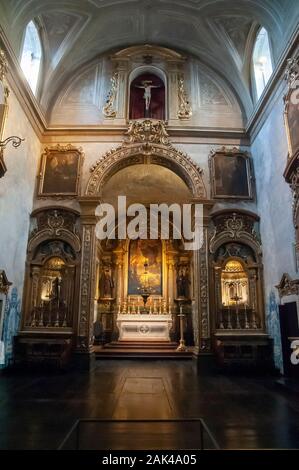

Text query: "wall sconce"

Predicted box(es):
[0, 49, 24, 178]
[0, 136, 25, 177]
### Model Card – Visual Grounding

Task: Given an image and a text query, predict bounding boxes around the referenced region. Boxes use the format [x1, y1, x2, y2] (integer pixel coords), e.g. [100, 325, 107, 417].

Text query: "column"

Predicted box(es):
[29, 266, 40, 327]
[114, 248, 124, 305]
[75, 198, 99, 367]
[94, 259, 100, 323]
[193, 224, 211, 353]
[168, 260, 175, 306]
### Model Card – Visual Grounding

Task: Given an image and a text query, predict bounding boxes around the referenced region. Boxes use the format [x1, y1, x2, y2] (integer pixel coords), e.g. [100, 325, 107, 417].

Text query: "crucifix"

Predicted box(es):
[135, 80, 161, 117]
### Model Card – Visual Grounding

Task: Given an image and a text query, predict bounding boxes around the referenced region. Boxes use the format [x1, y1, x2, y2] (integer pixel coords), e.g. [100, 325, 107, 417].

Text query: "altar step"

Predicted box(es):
[105, 341, 179, 349]
[94, 342, 194, 359]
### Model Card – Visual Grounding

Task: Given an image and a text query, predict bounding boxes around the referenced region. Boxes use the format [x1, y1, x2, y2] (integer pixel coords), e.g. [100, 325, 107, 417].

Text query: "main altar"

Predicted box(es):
[116, 294, 174, 342]
[117, 314, 173, 342]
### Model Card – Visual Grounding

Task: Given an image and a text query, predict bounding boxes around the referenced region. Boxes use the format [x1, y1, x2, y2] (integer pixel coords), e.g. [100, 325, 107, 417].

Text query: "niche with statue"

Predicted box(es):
[24, 241, 78, 329]
[213, 243, 263, 331]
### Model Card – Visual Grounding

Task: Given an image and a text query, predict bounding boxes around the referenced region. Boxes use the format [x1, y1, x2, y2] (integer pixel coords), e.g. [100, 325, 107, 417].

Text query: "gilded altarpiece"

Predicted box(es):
[83, 120, 209, 352]
[21, 208, 81, 335]
[284, 53, 299, 259]
[209, 210, 272, 368]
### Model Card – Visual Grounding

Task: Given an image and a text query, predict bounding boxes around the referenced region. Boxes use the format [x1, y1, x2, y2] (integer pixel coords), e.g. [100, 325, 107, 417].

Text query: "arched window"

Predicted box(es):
[252, 27, 273, 100]
[20, 21, 42, 95]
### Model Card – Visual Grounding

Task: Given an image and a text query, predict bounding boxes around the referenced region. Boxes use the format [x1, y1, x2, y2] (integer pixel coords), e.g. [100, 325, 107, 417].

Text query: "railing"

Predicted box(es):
[26, 303, 72, 329]
[217, 308, 261, 330]
[58, 419, 220, 450]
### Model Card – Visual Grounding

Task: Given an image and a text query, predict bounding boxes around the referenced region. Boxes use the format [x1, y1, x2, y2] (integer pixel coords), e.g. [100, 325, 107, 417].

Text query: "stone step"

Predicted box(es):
[104, 341, 179, 350]
[94, 346, 194, 360]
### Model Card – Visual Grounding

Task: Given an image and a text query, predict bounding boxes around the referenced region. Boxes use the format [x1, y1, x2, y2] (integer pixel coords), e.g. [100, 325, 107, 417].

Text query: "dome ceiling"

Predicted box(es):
[0, 0, 298, 120]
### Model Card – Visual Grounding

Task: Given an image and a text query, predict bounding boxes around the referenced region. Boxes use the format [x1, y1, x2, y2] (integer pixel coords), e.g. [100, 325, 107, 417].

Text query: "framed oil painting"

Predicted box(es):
[128, 239, 162, 295]
[210, 148, 253, 199]
[285, 97, 299, 157]
[38, 144, 83, 197]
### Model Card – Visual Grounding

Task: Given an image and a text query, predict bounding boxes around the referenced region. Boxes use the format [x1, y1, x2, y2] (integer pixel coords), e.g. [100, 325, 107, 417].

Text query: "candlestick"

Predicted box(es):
[176, 303, 187, 352]
[244, 303, 250, 329]
[227, 305, 232, 329]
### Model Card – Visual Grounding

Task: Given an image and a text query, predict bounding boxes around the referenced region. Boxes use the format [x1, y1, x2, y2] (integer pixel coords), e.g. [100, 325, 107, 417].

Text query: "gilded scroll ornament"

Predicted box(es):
[87, 120, 207, 198]
[177, 74, 192, 120]
[125, 119, 170, 146]
[285, 55, 299, 87]
[0, 49, 8, 82]
[276, 273, 299, 298]
[0, 270, 12, 295]
[103, 71, 119, 118]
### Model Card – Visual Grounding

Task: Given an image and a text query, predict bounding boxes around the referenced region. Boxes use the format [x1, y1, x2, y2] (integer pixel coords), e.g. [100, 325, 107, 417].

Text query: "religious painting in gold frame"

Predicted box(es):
[38, 144, 83, 197]
[209, 148, 253, 200]
[284, 91, 299, 158]
[128, 239, 162, 295]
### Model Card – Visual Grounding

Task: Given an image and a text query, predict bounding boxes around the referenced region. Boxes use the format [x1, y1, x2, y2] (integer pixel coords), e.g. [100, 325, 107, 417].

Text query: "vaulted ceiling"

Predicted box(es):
[0, 0, 298, 120]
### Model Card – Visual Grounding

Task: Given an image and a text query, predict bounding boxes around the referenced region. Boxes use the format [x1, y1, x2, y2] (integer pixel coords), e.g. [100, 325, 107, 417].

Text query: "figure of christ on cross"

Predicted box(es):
[135, 80, 161, 117]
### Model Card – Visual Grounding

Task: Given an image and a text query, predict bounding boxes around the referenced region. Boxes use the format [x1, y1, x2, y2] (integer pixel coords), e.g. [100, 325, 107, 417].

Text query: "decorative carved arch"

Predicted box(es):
[86, 120, 207, 199]
[209, 210, 262, 258]
[209, 209, 265, 332]
[27, 207, 81, 260]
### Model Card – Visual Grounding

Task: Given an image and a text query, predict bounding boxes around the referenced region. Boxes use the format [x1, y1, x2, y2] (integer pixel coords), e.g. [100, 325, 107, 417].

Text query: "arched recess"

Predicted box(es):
[209, 210, 265, 334]
[21, 207, 81, 333]
[128, 65, 167, 120]
[86, 124, 207, 199]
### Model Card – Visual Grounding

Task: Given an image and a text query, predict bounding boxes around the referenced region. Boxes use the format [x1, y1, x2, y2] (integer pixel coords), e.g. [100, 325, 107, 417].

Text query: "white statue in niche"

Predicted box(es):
[135, 80, 161, 111]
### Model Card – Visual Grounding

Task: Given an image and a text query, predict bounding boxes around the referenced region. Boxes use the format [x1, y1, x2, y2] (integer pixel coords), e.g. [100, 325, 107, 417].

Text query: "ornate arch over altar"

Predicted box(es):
[85, 120, 207, 199]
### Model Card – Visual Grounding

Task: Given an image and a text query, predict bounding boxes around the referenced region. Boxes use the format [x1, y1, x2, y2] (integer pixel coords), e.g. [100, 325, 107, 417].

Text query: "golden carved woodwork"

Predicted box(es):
[125, 119, 170, 146]
[0, 49, 8, 81]
[276, 273, 299, 298]
[28, 207, 81, 256]
[284, 54, 299, 251]
[284, 54, 299, 158]
[221, 260, 249, 306]
[21, 207, 81, 336]
[103, 71, 119, 118]
[210, 210, 261, 255]
[177, 74, 192, 120]
[210, 210, 264, 332]
[0, 270, 12, 295]
[87, 120, 207, 198]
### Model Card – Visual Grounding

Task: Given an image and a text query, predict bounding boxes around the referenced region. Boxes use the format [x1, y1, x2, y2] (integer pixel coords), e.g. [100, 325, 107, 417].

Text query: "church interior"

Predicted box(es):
[0, 0, 299, 452]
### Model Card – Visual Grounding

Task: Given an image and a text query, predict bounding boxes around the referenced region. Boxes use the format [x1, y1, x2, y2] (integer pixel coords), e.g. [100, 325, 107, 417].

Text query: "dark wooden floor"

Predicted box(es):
[0, 360, 299, 449]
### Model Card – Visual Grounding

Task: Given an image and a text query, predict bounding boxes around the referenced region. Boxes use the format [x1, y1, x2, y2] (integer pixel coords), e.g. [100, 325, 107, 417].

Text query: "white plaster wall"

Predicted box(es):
[50, 56, 244, 130]
[0, 90, 41, 296]
[251, 85, 295, 371]
[251, 92, 296, 298]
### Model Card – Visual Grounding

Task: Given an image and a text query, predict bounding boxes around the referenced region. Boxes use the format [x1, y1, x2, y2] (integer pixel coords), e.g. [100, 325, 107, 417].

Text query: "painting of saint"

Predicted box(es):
[213, 153, 251, 198]
[128, 239, 162, 295]
[287, 100, 299, 156]
[39, 149, 81, 195]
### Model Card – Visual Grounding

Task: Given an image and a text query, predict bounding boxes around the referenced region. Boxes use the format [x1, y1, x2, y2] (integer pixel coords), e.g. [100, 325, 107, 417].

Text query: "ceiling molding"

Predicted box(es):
[0, 5, 298, 145]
